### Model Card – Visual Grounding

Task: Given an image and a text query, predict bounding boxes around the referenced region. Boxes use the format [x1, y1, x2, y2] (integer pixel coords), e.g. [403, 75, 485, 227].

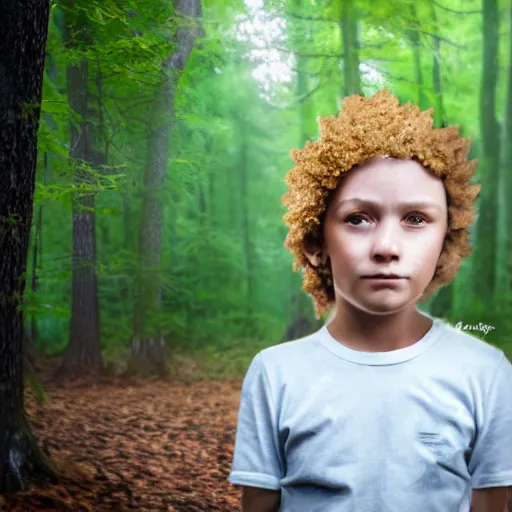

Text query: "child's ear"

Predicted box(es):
[303, 232, 328, 267]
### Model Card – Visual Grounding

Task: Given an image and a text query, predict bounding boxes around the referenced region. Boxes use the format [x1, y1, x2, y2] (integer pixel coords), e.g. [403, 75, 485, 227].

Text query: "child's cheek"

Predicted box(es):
[407, 237, 444, 278]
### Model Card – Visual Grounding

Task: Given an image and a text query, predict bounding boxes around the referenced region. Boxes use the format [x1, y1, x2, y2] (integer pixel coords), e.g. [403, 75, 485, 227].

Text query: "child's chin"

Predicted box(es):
[352, 293, 414, 315]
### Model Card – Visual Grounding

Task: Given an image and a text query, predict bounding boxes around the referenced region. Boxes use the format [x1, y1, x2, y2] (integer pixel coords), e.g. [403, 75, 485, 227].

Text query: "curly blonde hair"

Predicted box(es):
[282, 89, 480, 317]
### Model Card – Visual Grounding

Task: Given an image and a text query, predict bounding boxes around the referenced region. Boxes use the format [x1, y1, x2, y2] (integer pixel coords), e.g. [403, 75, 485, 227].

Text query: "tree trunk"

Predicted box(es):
[408, 5, 427, 110]
[128, 0, 202, 377]
[340, 0, 361, 97]
[55, 57, 102, 381]
[430, 3, 444, 128]
[471, 0, 500, 301]
[0, 0, 57, 491]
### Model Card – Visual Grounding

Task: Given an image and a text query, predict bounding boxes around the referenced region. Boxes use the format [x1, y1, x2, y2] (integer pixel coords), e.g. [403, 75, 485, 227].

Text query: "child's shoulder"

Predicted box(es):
[262, 328, 324, 354]
[425, 317, 508, 388]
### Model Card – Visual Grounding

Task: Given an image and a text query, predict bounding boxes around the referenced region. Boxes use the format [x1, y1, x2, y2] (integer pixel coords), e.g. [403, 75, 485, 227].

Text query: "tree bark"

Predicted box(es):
[471, 0, 500, 301]
[128, 0, 202, 377]
[0, 0, 57, 491]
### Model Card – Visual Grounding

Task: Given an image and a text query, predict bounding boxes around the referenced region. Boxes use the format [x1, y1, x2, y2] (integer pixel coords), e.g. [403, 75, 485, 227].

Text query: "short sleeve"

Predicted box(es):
[469, 353, 512, 488]
[228, 353, 284, 490]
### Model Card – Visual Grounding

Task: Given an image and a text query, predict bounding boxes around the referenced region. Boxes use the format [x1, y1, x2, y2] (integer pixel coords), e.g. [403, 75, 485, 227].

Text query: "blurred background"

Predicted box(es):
[27, 0, 512, 380]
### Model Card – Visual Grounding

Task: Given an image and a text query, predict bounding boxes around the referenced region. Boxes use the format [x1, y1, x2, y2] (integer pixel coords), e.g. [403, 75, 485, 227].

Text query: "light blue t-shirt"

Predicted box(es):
[229, 313, 512, 511]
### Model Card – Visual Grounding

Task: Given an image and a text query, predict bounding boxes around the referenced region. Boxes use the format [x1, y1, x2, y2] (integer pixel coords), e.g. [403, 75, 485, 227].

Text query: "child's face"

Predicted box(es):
[322, 156, 448, 315]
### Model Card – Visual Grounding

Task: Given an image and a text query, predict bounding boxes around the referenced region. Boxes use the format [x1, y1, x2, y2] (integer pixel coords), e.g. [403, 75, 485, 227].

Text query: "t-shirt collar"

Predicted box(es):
[318, 311, 443, 366]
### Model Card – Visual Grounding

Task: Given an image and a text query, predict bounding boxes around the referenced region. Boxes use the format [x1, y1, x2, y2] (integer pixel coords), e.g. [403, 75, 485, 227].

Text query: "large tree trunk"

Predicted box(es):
[128, 0, 202, 377]
[55, 57, 102, 381]
[471, 0, 500, 301]
[0, 0, 57, 491]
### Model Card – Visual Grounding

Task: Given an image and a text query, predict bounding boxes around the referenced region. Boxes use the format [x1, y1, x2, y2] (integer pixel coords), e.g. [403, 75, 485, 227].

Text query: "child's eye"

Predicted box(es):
[346, 214, 371, 226]
[406, 214, 427, 226]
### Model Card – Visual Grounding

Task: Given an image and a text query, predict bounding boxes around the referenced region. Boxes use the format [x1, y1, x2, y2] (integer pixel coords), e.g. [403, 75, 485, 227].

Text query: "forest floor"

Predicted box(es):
[2, 355, 244, 512]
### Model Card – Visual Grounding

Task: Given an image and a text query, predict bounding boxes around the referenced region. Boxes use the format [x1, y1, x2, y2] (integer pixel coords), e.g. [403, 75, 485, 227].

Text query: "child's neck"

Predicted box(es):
[326, 303, 432, 353]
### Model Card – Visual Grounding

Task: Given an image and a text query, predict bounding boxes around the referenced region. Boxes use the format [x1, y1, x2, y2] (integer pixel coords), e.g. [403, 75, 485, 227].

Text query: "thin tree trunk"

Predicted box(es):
[430, 3, 444, 127]
[128, 0, 202, 377]
[410, 7, 427, 109]
[472, 0, 500, 301]
[0, 0, 57, 491]
[340, 0, 361, 97]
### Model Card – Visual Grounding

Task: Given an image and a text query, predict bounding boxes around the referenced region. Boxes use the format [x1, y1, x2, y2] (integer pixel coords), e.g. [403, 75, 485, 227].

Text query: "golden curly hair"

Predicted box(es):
[281, 89, 480, 317]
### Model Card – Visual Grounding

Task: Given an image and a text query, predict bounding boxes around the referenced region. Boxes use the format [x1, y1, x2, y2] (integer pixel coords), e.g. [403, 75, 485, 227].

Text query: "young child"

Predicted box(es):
[228, 90, 512, 512]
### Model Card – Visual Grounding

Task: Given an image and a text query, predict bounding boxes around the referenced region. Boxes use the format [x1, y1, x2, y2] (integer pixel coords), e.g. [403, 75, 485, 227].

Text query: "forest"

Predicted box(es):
[1, 0, 512, 509]
[20, 0, 512, 378]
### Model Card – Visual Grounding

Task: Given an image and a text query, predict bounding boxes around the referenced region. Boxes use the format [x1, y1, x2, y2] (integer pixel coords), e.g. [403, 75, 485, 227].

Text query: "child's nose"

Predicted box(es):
[370, 222, 401, 262]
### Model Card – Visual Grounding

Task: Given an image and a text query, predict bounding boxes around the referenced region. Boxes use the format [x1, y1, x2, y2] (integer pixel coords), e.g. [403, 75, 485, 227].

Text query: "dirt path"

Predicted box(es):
[3, 377, 244, 511]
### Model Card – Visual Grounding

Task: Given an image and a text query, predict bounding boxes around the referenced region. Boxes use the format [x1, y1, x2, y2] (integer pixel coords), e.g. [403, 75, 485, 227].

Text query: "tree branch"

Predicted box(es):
[432, 1, 481, 15]
[266, 80, 326, 110]
[420, 31, 466, 49]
